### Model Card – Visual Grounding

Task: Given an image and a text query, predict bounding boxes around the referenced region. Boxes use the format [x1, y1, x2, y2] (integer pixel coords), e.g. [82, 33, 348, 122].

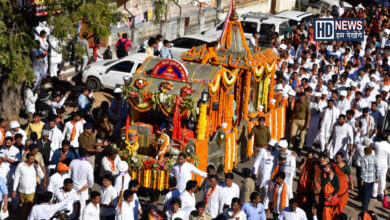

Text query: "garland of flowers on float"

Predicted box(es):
[196, 103, 208, 140]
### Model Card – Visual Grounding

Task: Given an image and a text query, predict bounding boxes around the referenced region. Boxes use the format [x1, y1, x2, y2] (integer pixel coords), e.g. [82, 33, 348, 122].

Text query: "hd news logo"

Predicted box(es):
[313, 18, 364, 41]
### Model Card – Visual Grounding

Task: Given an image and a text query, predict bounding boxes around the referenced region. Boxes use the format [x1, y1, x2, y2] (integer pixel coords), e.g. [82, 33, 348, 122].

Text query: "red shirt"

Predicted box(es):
[116, 38, 132, 52]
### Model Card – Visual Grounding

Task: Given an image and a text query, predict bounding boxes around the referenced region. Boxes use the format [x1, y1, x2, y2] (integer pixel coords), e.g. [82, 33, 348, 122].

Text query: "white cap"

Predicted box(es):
[288, 90, 296, 96]
[279, 44, 287, 51]
[339, 90, 347, 97]
[308, 83, 316, 89]
[368, 81, 376, 88]
[350, 81, 357, 87]
[268, 139, 277, 147]
[385, 29, 390, 35]
[113, 87, 122, 93]
[314, 92, 321, 97]
[278, 140, 288, 149]
[118, 161, 129, 172]
[381, 86, 389, 92]
[321, 90, 328, 95]
[361, 137, 371, 146]
[221, 122, 228, 129]
[275, 84, 283, 91]
[258, 105, 264, 111]
[10, 121, 20, 129]
[371, 74, 380, 82]
[270, 99, 276, 104]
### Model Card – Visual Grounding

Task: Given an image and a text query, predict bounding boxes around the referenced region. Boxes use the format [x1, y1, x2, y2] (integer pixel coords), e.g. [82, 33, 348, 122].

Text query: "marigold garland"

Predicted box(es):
[243, 70, 251, 120]
[196, 103, 208, 140]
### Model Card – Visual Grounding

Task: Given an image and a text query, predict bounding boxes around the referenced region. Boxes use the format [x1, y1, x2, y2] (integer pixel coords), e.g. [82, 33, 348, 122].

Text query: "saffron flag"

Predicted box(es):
[217, 0, 234, 49]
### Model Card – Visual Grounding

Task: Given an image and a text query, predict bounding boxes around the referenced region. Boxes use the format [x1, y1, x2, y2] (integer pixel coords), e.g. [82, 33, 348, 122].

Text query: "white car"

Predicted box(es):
[306, 0, 352, 15]
[170, 35, 217, 60]
[81, 53, 151, 91]
[274, 10, 314, 27]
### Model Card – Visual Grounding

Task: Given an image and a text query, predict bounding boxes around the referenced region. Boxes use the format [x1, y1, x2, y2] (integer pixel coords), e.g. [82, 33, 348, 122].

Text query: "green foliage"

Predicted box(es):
[0, 0, 122, 88]
[152, 0, 175, 24]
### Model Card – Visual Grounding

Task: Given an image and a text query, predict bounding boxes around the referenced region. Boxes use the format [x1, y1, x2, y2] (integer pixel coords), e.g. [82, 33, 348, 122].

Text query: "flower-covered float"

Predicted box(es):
[119, 11, 286, 190]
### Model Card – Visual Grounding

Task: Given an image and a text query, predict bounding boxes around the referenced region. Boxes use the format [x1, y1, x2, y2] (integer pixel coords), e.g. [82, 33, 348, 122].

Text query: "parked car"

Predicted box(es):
[274, 10, 314, 27]
[81, 53, 151, 91]
[306, 0, 352, 15]
[170, 35, 216, 60]
[258, 16, 290, 45]
[202, 12, 270, 41]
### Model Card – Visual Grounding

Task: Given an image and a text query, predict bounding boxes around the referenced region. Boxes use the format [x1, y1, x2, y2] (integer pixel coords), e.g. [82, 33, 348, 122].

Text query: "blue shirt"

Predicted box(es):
[51, 149, 76, 165]
[160, 47, 172, 59]
[78, 94, 91, 115]
[242, 202, 266, 220]
[0, 177, 8, 202]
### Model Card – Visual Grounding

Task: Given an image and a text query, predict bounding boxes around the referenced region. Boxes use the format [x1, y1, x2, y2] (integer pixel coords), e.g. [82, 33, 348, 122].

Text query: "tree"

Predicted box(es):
[152, 0, 176, 24]
[0, 0, 121, 121]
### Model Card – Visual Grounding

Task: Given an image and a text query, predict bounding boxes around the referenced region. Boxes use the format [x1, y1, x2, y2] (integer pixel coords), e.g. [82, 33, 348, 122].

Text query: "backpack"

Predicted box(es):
[116, 39, 128, 58]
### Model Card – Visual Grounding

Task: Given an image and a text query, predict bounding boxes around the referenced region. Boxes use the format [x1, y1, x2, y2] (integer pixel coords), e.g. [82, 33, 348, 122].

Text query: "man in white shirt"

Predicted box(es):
[307, 93, 326, 148]
[356, 107, 376, 141]
[180, 180, 198, 219]
[277, 198, 307, 220]
[53, 178, 86, 220]
[100, 174, 117, 219]
[47, 163, 71, 193]
[252, 139, 279, 209]
[170, 153, 207, 193]
[326, 114, 354, 160]
[223, 197, 247, 220]
[69, 148, 94, 216]
[372, 134, 390, 200]
[46, 117, 64, 162]
[270, 172, 291, 219]
[0, 156, 10, 184]
[28, 191, 76, 220]
[13, 152, 44, 220]
[24, 86, 38, 121]
[5, 121, 27, 144]
[319, 100, 340, 152]
[376, 95, 388, 116]
[203, 174, 223, 218]
[115, 190, 134, 220]
[222, 173, 240, 209]
[48, 91, 70, 115]
[62, 113, 83, 151]
[82, 191, 100, 220]
[100, 148, 121, 178]
[114, 161, 131, 195]
[249, 33, 259, 48]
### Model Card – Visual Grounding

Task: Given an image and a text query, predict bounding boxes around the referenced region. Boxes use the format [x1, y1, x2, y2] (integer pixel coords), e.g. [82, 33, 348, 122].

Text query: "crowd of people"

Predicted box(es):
[3, 0, 390, 219]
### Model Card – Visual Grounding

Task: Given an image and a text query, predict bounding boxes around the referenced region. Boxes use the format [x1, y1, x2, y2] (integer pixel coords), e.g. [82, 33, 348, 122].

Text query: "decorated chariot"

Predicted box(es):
[119, 12, 287, 191]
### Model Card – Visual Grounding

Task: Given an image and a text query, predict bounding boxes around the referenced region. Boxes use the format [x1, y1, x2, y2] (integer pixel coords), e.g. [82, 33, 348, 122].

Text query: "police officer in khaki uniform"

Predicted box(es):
[290, 92, 311, 150]
[249, 117, 271, 157]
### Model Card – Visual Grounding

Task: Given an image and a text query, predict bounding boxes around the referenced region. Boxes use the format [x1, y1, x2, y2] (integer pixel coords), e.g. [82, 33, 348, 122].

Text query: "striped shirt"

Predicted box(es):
[360, 154, 378, 183]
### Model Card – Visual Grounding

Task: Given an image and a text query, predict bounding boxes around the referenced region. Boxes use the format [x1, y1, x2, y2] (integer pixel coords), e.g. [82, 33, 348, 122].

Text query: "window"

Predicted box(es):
[302, 16, 314, 26]
[260, 23, 273, 35]
[171, 38, 197, 49]
[241, 21, 258, 34]
[103, 60, 116, 66]
[110, 61, 134, 72]
[279, 22, 289, 37]
[216, 22, 224, 30]
[288, 20, 298, 27]
[135, 63, 142, 71]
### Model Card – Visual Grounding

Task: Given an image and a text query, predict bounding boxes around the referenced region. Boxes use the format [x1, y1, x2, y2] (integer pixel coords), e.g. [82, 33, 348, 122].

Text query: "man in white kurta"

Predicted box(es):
[69, 148, 94, 217]
[115, 190, 134, 220]
[371, 136, 390, 200]
[356, 107, 376, 141]
[277, 140, 296, 199]
[170, 153, 207, 193]
[48, 35, 62, 77]
[307, 93, 327, 148]
[326, 114, 354, 160]
[335, 90, 351, 113]
[319, 100, 340, 152]
[180, 180, 198, 220]
[252, 139, 279, 209]
[222, 173, 240, 208]
[203, 175, 224, 218]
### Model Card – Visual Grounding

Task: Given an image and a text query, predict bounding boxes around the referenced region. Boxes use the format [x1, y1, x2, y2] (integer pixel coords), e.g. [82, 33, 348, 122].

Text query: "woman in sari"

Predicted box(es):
[335, 152, 353, 213]
[321, 163, 340, 220]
